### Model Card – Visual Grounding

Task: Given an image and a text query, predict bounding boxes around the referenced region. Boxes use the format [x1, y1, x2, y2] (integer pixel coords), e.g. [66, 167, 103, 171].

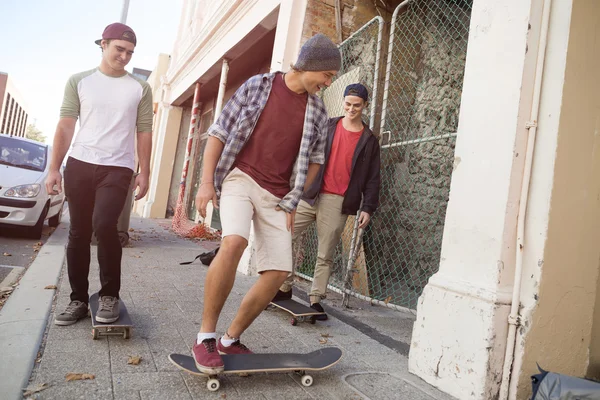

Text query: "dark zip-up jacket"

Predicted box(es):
[302, 116, 381, 215]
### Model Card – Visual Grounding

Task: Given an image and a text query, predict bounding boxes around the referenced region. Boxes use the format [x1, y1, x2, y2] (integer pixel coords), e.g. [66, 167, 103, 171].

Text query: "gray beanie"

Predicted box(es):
[294, 34, 341, 72]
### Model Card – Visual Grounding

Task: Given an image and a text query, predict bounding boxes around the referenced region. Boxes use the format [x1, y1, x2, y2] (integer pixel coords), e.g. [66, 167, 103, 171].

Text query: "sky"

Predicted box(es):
[0, 0, 183, 143]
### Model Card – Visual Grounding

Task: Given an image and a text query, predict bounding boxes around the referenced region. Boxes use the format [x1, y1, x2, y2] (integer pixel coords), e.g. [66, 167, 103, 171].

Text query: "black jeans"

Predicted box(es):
[64, 157, 133, 303]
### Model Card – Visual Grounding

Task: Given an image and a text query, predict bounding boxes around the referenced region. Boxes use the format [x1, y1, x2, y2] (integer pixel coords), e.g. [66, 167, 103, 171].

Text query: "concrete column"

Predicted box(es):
[408, 0, 541, 399]
[270, 0, 308, 72]
[143, 102, 183, 219]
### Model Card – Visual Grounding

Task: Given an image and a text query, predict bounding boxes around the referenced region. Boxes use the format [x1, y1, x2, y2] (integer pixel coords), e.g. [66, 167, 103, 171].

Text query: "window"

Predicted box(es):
[0, 136, 47, 172]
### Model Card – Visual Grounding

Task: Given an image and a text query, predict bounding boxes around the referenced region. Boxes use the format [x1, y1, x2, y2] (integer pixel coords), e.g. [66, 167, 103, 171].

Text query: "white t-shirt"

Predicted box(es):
[60, 68, 153, 171]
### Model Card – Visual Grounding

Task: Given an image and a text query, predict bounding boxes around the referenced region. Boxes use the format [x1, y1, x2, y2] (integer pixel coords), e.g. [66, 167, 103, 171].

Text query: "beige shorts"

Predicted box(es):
[219, 168, 292, 273]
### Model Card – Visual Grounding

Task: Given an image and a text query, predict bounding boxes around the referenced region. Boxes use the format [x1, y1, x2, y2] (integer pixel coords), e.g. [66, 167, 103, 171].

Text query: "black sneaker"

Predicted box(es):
[54, 300, 88, 325]
[310, 302, 328, 321]
[272, 289, 292, 302]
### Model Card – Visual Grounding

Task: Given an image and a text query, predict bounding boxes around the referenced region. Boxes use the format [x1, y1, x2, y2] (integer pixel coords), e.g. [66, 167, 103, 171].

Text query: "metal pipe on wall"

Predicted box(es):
[499, 1, 552, 399]
[214, 59, 230, 123]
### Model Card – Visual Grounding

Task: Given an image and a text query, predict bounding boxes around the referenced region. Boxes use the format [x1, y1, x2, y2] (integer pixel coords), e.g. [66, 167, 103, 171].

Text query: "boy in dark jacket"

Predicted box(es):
[274, 83, 381, 319]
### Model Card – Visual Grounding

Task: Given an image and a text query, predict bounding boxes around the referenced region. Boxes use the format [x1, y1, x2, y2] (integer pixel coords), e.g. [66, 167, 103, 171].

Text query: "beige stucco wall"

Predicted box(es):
[590, 275, 600, 379]
[515, 0, 600, 397]
[133, 53, 171, 217]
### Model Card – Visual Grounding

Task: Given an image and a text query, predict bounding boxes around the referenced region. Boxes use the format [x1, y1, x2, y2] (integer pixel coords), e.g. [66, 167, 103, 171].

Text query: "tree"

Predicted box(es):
[25, 124, 46, 143]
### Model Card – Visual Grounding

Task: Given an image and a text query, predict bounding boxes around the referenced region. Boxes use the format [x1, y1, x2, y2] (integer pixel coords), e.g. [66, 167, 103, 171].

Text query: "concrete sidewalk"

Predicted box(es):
[15, 217, 454, 400]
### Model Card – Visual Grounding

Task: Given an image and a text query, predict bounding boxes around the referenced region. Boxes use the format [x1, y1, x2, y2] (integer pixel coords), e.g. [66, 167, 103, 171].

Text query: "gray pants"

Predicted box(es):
[281, 195, 348, 304]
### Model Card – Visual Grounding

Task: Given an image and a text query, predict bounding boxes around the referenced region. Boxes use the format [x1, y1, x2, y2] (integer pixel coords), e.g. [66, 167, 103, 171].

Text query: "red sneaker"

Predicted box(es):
[192, 338, 224, 374]
[217, 338, 254, 355]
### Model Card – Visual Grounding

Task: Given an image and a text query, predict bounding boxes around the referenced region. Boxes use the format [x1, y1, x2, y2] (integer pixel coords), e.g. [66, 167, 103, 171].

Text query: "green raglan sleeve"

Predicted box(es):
[137, 81, 154, 132]
[59, 75, 81, 119]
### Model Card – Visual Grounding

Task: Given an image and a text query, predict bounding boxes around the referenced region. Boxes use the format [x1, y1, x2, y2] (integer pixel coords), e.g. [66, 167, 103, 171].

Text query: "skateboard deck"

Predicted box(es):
[89, 292, 133, 339]
[169, 347, 342, 391]
[269, 298, 326, 326]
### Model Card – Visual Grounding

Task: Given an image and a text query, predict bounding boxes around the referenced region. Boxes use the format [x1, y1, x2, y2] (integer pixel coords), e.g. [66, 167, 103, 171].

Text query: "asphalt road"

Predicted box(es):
[0, 223, 55, 284]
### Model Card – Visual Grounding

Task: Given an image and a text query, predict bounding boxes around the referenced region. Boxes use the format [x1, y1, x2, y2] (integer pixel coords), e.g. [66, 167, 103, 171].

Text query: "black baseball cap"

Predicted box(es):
[344, 83, 369, 102]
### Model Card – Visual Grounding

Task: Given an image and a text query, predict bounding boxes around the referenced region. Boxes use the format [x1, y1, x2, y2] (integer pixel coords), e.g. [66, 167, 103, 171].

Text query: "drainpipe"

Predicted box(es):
[334, 0, 343, 43]
[498, 1, 552, 399]
[120, 0, 130, 24]
[213, 59, 230, 122]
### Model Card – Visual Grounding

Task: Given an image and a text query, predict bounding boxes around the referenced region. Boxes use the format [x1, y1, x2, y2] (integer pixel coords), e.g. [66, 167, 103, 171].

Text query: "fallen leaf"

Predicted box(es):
[44, 285, 57, 290]
[384, 296, 392, 305]
[0, 287, 13, 295]
[321, 333, 332, 338]
[221, 394, 227, 399]
[3, 252, 11, 256]
[23, 383, 49, 396]
[36, 242, 42, 246]
[65, 373, 95, 381]
[129, 228, 135, 232]
[319, 338, 328, 345]
[127, 356, 142, 365]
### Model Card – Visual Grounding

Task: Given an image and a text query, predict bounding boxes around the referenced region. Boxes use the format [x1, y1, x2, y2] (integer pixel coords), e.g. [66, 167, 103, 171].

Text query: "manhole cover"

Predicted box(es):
[345, 372, 436, 400]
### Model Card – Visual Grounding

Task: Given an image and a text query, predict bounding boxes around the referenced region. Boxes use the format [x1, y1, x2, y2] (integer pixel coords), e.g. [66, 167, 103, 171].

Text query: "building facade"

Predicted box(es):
[0, 73, 29, 138]
[140, 1, 600, 399]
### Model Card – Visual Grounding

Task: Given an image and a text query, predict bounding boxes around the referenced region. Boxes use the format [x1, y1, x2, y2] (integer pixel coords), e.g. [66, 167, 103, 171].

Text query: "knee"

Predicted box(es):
[68, 226, 92, 245]
[219, 235, 248, 260]
[263, 270, 290, 285]
[92, 218, 117, 238]
[68, 232, 91, 247]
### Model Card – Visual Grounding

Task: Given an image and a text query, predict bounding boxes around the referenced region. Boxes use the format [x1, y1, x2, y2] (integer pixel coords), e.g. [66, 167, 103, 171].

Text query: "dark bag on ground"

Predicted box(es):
[180, 247, 219, 266]
[531, 365, 600, 399]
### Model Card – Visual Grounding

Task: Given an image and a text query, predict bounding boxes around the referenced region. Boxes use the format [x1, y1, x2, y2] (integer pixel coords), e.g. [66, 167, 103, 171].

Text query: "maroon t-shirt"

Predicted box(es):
[235, 73, 308, 199]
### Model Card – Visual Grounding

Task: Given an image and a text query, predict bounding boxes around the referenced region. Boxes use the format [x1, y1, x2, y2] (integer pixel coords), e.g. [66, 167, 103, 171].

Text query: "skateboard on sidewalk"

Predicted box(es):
[89, 292, 133, 339]
[268, 298, 326, 326]
[168, 347, 342, 392]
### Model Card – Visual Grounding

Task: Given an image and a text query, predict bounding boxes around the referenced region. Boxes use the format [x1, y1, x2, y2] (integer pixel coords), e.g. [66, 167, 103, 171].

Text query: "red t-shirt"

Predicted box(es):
[235, 73, 308, 199]
[321, 119, 363, 196]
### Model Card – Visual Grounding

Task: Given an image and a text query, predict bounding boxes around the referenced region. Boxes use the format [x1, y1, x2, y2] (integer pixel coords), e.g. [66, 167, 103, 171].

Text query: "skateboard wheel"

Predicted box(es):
[301, 375, 313, 387]
[118, 231, 129, 247]
[123, 328, 131, 339]
[291, 318, 298, 326]
[207, 378, 220, 391]
[92, 329, 99, 340]
[310, 316, 316, 324]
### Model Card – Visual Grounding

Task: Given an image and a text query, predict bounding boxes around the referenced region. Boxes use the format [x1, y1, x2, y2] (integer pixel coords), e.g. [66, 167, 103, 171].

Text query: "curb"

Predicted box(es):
[0, 266, 25, 288]
[294, 288, 411, 356]
[0, 213, 69, 400]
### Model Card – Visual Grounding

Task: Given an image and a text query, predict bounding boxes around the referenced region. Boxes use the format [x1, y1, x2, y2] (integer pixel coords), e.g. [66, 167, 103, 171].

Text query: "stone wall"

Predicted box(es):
[301, 0, 390, 45]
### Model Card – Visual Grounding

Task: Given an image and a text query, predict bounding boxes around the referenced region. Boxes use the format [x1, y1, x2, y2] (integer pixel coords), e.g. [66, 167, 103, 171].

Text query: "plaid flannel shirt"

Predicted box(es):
[207, 72, 329, 212]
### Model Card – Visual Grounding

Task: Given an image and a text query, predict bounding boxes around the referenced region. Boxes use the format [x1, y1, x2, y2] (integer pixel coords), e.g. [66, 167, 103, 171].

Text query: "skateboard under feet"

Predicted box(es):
[89, 292, 133, 339]
[169, 347, 342, 392]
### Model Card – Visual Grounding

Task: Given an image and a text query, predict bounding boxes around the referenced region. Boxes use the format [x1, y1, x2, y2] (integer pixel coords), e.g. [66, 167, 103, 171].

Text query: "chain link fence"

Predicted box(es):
[295, 0, 473, 311]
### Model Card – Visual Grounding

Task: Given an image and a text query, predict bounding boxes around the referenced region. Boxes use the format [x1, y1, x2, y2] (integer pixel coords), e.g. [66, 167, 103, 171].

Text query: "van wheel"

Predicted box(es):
[28, 204, 48, 239]
[48, 204, 63, 227]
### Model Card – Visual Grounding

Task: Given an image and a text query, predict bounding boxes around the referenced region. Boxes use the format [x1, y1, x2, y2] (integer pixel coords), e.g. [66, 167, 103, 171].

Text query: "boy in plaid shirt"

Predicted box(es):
[192, 34, 341, 373]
